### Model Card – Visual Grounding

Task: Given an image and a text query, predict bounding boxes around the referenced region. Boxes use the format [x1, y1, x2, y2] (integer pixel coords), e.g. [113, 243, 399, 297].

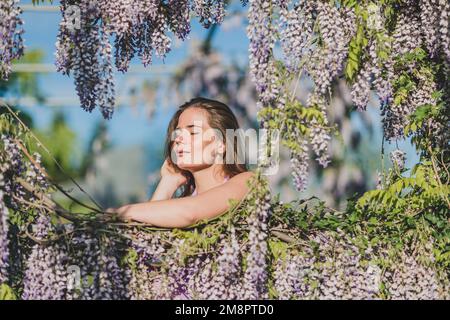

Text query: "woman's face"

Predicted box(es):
[171, 107, 224, 171]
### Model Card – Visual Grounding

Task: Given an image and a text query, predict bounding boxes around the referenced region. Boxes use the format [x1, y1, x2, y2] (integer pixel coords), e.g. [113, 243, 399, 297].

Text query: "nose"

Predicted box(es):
[173, 129, 184, 144]
[174, 133, 183, 144]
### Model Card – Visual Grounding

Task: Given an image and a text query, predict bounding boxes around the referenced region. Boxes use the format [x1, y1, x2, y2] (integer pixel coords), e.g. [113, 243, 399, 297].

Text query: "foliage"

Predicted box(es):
[0, 0, 449, 300]
[0, 110, 449, 299]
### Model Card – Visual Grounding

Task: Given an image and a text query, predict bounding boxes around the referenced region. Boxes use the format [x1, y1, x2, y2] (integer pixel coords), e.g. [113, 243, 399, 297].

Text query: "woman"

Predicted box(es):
[106, 97, 254, 228]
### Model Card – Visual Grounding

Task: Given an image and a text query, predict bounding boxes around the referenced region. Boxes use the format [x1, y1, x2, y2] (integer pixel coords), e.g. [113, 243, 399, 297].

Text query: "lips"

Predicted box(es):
[177, 150, 190, 157]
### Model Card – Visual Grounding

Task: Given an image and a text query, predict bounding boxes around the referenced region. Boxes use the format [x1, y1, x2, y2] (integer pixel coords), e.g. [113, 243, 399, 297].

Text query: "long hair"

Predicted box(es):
[164, 97, 248, 197]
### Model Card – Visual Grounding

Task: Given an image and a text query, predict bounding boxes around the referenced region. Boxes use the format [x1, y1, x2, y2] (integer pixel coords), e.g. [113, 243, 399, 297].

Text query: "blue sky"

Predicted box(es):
[16, 0, 250, 154]
[10, 0, 419, 193]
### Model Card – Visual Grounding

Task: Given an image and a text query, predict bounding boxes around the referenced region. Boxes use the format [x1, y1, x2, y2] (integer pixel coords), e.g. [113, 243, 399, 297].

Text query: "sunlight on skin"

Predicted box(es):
[108, 171, 254, 228]
[106, 107, 254, 228]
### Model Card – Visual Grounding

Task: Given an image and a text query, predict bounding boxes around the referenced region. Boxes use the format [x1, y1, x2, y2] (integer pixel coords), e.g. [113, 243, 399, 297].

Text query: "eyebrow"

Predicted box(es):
[175, 124, 202, 130]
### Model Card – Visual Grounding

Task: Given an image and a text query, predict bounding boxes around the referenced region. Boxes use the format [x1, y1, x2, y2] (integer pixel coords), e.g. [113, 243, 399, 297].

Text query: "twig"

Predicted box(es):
[270, 230, 299, 244]
[24, 224, 90, 245]
[24, 227, 53, 245]
[12, 194, 52, 212]
[108, 222, 173, 231]
[53, 183, 104, 214]
[14, 138, 103, 214]
[1, 101, 104, 211]
[428, 146, 450, 209]
[16, 177, 87, 223]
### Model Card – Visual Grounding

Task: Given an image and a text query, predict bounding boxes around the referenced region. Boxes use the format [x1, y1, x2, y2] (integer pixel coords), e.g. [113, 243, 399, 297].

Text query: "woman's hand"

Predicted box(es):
[105, 205, 133, 221]
[148, 159, 187, 201]
[102, 171, 255, 228]
[160, 158, 187, 186]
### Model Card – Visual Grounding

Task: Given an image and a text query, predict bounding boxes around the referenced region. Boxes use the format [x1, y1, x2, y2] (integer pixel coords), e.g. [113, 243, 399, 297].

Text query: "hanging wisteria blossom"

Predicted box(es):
[0, 0, 449, 303]
[0, 0, 24, 81]
[0, 176, 10, 285]
[53, 0, 229, 119]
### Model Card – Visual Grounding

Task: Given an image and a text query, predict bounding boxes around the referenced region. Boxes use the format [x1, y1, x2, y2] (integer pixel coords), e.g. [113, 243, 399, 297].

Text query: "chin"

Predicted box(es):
[177, 162, 212, 171]
[175, 161, 195, 171]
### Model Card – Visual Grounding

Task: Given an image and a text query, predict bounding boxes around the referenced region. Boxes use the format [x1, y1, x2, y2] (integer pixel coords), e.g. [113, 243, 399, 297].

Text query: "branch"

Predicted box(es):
[270, 230, 298, 243]
[16, 177, 88, 223]
[14, 138, 103, 214]
[1, 101, 104, 212]
[428, 146, 450, 210]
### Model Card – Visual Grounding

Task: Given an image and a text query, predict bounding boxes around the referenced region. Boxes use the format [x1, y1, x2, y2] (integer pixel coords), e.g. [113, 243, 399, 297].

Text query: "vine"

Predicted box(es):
[0, 0, 449, 300]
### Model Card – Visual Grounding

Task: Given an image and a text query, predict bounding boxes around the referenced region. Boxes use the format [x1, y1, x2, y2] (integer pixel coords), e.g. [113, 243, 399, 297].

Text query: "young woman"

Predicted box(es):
[106, 97, 254, 228]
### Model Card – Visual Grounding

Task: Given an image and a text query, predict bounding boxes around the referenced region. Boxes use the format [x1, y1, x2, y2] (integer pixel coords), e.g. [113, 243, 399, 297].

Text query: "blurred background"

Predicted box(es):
[1, 0, 419, 212]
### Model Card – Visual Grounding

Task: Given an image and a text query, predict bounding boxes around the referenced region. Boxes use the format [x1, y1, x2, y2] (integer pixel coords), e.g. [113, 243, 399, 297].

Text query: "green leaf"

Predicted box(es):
[0, 284, 17, 300]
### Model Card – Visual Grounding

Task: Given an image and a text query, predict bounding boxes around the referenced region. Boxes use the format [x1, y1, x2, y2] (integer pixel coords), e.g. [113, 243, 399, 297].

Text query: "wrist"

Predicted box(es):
[118, 204, 133, 220]
[161, 175, 185, 187]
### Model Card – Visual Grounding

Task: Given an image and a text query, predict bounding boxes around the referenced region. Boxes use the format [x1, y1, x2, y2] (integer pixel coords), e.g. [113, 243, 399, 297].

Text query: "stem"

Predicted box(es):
[14, 138, 103, 214]
[428, 146, 450, 209]
[1, 101, 104, 211]
[16, 177, 89, 223]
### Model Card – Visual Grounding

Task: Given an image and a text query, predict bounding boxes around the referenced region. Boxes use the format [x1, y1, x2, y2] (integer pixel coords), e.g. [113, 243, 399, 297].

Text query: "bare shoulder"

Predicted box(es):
[211, 171, 255, 200]
[226, 171, 255, 190]
[229, 171, 255, 182]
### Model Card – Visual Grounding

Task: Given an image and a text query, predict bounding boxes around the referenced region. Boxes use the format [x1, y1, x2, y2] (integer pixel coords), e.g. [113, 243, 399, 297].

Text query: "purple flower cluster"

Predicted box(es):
[273, 250, 317, 299]
[382, 67, 438, 141]
[167, 0, 191, 40]
[189, 227, 243, 299]
[66, 231, 131, 300]
[420, 0, 441, 57]
[279, 1, 315, 72]
[290, 139, 309, 192]
[191, 0, 226, 29]
[351, 40, 377, 111]
[307, 93, 331, 168]
[241, 181, 272, 299]
[309, 119, 331, 168]
[382, 239, 449, 300]
[247, 0, 279, 105]
[22, 215, 69, 300]
[66, 232, 102, 299]
[25, 152, 51, 201]
[438, 0, 450, 62]
[272, 229, 450, 300]
[20, 215, 132, 300]
[96, 236, 131, 299]
[124, 228, 170, 299]
[280, 92, 331, 191]
[1, 134, 62, 291]
[392, 4, 422, 59]
[55, 0, 228, 119]
[56, 1, 116, 119]
[0, 0, 24, 81]
[390, 149, 406, 171]
[1, 135, 28, 211]
[312, 2, 352, 95]
[0, 175, 10, 284]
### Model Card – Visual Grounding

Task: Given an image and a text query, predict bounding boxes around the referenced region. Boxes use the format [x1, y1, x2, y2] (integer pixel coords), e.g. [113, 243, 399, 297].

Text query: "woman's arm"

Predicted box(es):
[149, 176, 183, 201]
[115, 171, 255, 228]
[148, 159, 186, 201]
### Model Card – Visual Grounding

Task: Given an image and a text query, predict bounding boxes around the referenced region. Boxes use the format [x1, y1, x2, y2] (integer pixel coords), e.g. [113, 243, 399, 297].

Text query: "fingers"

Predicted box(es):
[164, 158, 177, 173]
[105, 207, 125, 220]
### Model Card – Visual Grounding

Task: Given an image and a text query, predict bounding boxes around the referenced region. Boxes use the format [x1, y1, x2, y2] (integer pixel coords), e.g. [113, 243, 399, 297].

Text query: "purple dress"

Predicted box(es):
[191, 175, 230, 196]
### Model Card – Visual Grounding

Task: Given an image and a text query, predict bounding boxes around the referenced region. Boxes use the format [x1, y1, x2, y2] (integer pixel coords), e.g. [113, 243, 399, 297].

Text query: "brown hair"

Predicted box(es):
[164, 97, 248, 197]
